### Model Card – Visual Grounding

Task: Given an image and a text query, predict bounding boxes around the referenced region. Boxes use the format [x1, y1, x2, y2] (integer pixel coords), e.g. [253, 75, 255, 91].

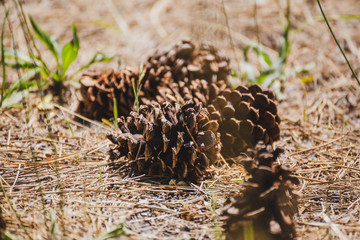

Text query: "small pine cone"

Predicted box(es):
[146, 39, 231, 85]
[207, 84, 281, 158]
[221, 141, 301, 240]
[77, 67, 138, 120]
[107, 100, 221, 183]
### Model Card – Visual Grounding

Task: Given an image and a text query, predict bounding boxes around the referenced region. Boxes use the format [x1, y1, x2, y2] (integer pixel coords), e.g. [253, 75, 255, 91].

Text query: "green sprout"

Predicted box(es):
[132, 64, 146, 113]
[239, 0, 291, 99]
[0, 16, 119, 107]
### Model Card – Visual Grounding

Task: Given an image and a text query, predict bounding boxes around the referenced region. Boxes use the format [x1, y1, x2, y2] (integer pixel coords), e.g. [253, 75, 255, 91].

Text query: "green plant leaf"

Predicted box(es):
[1, 90, 29, 108]
[243, 221, 254, 240]
[29, 16, 59, 63]
[49, 209, 57, 240]
[101, 118, 113, 127]
[1, 61, 37, 69]
[65, 120, 75, 136]
[3, 230, 24, 240]
[61, 23, 79, 80]
[72, 52, 120, 78]
[1, 67, 41, 107]
[1, 8, 9, 108]
[1, 49, 37, 68]
[133, 64, 146, 112]
[52, 72, 60, 82]
[113, 97, 119, 130]
[243, 43, 272, 67]
[300, 75, 314, 84]
[94, 223, 131, 240]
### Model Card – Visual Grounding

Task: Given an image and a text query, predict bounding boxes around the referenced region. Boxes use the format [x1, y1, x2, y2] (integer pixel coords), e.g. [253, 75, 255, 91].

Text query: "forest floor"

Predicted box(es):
[1, 0, 360, 239]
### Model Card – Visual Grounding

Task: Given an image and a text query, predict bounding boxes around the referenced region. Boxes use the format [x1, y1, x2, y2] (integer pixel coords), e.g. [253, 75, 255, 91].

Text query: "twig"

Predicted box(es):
[289, 135, 345, 156]
[54, 103, 114, 132]
[321, 204, 348, 240]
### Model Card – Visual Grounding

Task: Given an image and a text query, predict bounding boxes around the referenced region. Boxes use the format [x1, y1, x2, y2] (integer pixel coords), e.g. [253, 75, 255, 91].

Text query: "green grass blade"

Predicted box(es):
[138, 64, 146, 86]
[61, 23, 79, 80]
[65, 120, 75, 136]
[1, 61, 37, 69]
[3, 67, 41, 100]
[132, 78, 138, 111]
[3, 231, 24, 240]
[29, 16, 59, 63]
[99, 166, 103, 190]
[113, 97, 119, 130]
[1, 8, 9, 107]
[94, 224, 131, 240]
[73, 52, 120, 77]
[101, 118, 113, 127]
[243, 43, 273, 67]
[243, 222, 254, 240]
[1, 49, 37, 68]
[49, 209, 57, 240]
[317, 0, 360, 86]
[133, 64, 146, 112]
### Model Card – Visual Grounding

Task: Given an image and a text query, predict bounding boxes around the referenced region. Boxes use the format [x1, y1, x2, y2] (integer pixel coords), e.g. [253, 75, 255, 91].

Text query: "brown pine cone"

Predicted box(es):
[147, 39, 231, 85]
[77, 67, 139, 120]
[207, 84, 281, 158]
[107, 100, 221, 183]
[77, 66, 177, 120]
[221, 141, 300, 240]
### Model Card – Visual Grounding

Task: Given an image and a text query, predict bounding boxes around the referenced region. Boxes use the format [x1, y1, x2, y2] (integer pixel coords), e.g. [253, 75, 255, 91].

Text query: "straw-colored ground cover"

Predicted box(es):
[1, 0, 360, 239]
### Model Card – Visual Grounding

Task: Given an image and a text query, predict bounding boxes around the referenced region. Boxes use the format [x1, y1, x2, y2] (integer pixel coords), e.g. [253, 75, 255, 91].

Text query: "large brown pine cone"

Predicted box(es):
[221, 141, 300, 240]
[146, 39, 231, 85]
[77, 67, 139, 120]
[207, 84, 281, 158]
[107, 100, 221, 183]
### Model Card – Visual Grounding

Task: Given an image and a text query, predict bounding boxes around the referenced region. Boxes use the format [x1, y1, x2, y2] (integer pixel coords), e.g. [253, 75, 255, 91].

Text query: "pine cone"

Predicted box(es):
[77, 66, 177, 120]
[147, 39, 231, 85]
[107, 100, 221, 183]
[77, 67, 138, 120]
[221, 141, 300, 240]
[139, 63, 174, 105]
[207, 84, 281, 158]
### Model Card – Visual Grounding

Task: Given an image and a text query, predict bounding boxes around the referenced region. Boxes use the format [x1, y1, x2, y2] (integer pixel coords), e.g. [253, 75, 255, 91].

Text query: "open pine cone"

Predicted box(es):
[77, 65, 178, 120]
[221, 141, 300, 240]
[207, 84, 281, 158]
[107, 100, 221, 183]
[77, 67, 139, 120]
[147, 39, 231, 85]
